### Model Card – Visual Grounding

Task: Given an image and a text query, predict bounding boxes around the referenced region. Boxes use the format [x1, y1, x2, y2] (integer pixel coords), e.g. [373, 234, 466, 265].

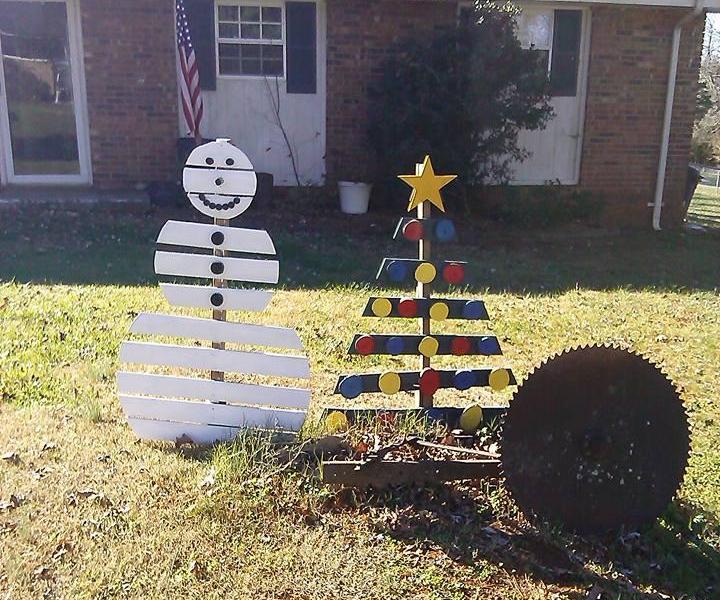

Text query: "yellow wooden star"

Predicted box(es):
[398, 155, 457, 213]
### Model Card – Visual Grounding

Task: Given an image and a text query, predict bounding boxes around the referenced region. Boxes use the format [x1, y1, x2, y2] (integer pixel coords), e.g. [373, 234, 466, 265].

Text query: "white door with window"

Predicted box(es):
[511, 5, 590, 185]
[0, 0, 91, 185]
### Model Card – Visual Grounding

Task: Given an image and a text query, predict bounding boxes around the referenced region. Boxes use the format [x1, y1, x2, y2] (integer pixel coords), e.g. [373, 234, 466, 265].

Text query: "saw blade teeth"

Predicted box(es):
[500, 344, 690, 535]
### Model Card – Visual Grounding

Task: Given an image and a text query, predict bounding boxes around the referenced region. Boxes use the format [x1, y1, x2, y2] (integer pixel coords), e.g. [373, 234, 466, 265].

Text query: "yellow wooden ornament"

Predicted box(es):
[489, 368, 511, 391]
[398, 155, 458, 213]
[325, 410, 349, 433]
[415, 262, 436, 284]
[429, 301, 449, 321]
[418, 336, 439, 357]
[459, 404, 484, 433]
[371, 297, 392, 317]
[378, 371, 402, 395]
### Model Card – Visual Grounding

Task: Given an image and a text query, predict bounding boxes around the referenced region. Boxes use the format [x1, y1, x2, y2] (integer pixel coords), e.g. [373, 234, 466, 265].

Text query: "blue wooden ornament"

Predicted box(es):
[339, 375, 364, 399]
[453, 370, 477, 390]
[386, 260, 408, 282]
[434, 219, 456, 242]
[426, 408, 446, 422]
[478, 336, 501, 355]
[386, 336, 405, 355]
[462, 300, 484, 319]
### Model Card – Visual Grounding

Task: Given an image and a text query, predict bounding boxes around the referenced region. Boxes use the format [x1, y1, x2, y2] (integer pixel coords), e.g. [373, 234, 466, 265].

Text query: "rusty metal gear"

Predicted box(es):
[501, 345, 689, 534]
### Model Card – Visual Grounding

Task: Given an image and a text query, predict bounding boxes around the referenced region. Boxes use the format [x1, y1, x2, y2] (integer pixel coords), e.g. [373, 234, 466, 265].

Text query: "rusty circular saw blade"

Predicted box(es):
[501, 345, 689, 534]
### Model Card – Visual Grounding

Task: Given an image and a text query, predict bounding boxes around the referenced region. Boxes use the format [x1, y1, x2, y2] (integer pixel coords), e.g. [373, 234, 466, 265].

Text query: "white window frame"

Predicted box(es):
[0, 0, 92, 186]
[215, 0, 286, 80]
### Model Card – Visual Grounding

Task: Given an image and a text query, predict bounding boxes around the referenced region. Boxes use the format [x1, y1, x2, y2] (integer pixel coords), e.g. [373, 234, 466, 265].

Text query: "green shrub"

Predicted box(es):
[368, 1, 553, 199]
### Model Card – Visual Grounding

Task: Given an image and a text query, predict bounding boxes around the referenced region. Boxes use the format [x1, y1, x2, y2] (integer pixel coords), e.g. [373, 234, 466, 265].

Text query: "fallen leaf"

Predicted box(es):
[40, 441, 57, 453]
[0, 494, 25, 511]
[198, 468, 216, 490]
[33, 565, 51, 580]
[1, 451, 21, 465]
[51, 542, 72, 563]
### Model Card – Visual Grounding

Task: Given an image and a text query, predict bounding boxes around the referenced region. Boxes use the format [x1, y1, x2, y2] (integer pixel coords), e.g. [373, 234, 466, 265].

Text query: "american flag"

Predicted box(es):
[176, 0, 203, 140]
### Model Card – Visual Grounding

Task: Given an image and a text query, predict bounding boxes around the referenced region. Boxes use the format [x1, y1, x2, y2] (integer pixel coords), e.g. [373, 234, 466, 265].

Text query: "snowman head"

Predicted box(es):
[183, 139, 258, 220]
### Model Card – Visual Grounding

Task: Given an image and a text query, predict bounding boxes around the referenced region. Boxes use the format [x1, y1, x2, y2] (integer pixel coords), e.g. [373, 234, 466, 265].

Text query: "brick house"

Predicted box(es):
[0, 0, 712, 228]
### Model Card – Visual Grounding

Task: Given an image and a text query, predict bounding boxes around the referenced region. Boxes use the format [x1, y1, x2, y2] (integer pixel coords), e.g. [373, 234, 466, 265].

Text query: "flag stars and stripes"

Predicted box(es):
[176, 0, 203, 140]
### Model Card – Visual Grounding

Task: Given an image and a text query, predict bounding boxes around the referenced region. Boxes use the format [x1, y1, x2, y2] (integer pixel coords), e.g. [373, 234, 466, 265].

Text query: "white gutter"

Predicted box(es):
[652, 0, 705, 230]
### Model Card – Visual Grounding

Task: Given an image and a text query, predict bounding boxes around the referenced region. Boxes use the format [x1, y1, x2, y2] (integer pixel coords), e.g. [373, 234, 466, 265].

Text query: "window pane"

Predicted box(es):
[219, 23, 239, 38]
[262, 7, 282, 23]
[517, 12, 552, 51]
[241, 44, 260, 59]
[262, 24, 281, 40]
[218, 5, 238, 21]
[262, 60, 283, 76]
[240, 6, 260, 21]
[550, 10, 581, 96]
[219, 43, 241, 74]
[242, 59, 261, 74]
[263, 44, 283, 60]
[0, 0, 80, 175]
[241, 23, 260, 39]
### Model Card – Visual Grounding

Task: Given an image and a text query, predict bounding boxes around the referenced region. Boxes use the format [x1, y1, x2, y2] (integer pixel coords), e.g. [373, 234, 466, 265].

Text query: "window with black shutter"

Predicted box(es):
[549, 10, 582, 97]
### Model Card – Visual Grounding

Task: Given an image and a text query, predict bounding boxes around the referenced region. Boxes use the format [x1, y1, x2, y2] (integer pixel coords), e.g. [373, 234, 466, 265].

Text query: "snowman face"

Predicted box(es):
[183, 139, 258, 220]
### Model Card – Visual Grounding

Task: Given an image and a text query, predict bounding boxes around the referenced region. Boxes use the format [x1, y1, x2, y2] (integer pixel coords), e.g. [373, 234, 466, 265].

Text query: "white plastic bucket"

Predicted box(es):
[338, 181, 372, 214]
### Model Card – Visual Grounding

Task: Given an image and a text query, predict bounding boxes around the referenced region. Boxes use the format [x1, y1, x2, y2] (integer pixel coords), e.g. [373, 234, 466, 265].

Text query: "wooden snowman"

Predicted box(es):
[117, 139, 311, 444]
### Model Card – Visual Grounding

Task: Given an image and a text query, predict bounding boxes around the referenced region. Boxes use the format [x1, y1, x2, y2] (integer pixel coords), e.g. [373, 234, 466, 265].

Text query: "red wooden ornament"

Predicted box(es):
[402, 220, 424, 241]
[443, 263, 465, 285]
[398, 298, 418, 317]
[354, 335, 376, 355]
[451, 336, 472, 356]
[419, 368, 441, 396]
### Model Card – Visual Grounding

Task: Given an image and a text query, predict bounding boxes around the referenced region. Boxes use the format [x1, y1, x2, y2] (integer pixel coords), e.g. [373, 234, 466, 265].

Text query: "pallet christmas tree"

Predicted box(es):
[334, 156, 515, 427]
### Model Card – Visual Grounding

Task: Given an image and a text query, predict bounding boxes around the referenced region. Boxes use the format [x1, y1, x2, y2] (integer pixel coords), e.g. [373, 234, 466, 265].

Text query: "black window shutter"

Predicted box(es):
[184, 0, 217, 91]
[286, 2, 317, 94]
[550, 10, 582, 97]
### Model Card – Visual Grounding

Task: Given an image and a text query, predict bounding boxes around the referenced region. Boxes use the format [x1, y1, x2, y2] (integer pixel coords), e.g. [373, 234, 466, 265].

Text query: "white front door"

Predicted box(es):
[0, 0, 91, 185]
[511, 5, 590, 185]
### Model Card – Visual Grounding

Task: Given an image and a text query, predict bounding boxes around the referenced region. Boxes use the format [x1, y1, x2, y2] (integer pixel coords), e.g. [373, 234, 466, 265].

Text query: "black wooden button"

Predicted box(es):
[211, 293, 224, 307]
[215, 177, 224, 186]
[210, 261, 224, 275]
[211, 231, 225, 246]
[226, 158, 235, 166]
[205, 157, 214, 165]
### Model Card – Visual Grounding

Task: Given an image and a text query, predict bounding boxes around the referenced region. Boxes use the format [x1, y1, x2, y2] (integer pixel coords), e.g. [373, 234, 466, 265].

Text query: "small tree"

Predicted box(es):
[368, 1, 553, 196]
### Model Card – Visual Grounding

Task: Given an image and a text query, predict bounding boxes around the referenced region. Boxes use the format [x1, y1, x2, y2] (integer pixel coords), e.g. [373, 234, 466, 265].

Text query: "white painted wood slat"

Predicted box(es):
[130, 313, 302, 350]
[183, 167, 257, 196]
[119, 342, 311, 379]
[159, 284, 272, 312]
[117, 371, 311, 408]
[157, 221, 276, 254]
[127, 419, 244, 444]
[154, 251, 279, 284]
[121, 396, 305, 430]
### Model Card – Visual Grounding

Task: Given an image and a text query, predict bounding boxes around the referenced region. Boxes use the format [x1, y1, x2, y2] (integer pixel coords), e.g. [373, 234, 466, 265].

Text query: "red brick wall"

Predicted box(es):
[326, 1, 704, 228]
[580, 6, 704, 227]
[80, 0, 179, 188]
[326, 0, 457, 181]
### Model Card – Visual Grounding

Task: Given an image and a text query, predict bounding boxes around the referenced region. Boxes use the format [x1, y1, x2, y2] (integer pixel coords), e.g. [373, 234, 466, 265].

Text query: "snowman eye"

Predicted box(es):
[205, 157, 214, 165]
[226, 158, 235, 166]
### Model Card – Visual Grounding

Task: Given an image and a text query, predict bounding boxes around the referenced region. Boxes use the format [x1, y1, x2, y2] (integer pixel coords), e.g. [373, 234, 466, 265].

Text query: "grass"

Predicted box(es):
[1, 195, 720, 599]
[688, 184, 720, 230]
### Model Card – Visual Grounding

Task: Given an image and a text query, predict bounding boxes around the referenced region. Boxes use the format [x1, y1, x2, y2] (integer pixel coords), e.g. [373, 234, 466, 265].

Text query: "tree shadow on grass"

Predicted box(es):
[1, 203, 719, 293]
[350, 483, 720, 599]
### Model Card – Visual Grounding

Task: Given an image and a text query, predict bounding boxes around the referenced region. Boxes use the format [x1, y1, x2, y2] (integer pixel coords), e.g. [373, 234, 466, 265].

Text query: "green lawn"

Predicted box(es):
[688, 184, 720, 230]
[1, 200, 720, 599]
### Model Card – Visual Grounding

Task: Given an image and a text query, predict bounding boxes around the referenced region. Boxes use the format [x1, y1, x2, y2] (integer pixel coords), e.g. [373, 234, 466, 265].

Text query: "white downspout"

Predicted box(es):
[652, 0, 705, 230]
